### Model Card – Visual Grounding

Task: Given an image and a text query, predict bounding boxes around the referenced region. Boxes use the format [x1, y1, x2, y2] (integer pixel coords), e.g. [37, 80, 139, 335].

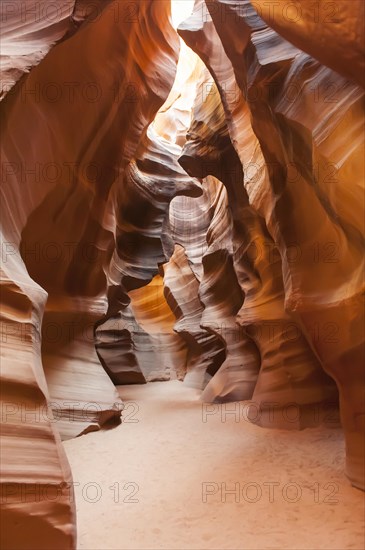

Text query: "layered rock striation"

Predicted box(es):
[178, 0, 364, 488]
[1, 1, 184, 547]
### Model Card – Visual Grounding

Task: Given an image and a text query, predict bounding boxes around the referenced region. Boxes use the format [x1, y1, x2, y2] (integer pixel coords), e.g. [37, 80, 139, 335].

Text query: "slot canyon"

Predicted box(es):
[0, 0, 364, 549]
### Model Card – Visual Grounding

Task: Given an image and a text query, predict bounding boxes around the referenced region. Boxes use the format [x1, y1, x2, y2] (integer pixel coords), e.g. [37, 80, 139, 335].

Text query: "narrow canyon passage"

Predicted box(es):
[64, 382, 364, 550]
[1, 0, 364, 548]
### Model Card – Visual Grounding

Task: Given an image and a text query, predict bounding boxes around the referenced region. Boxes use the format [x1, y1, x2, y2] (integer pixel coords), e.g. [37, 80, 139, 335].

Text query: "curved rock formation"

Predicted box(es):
[163, 240, 226, 390]
[258, 0, 365, 88]
[96, 121, 201, 385]
[96, 274, 188, 385]
[95, 305, 149, 385]
[178, 0, 364, 488]
[0, 269, 77, 550]
[0, 0, 107, 100]
[129, 275, 187, 381]
[0, 0, 74, 99]
[177, 70, 337, 425]
[0, 1, 182, 547]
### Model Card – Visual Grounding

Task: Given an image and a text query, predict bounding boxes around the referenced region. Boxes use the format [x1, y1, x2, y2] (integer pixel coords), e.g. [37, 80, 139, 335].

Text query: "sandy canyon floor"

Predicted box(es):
[63, 381, 365, 550]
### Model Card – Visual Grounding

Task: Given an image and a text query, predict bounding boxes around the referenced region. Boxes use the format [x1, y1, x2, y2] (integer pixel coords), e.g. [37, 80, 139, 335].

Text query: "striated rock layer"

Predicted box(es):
[177, 0, 364, 489]
[258, 0, 365, 88]
[0, 0, 107, 99]
[96, 121, 201, 384]
[95, 35, 204, 386]
[0, 1, 183, 548]
[176, 70, 337, 425]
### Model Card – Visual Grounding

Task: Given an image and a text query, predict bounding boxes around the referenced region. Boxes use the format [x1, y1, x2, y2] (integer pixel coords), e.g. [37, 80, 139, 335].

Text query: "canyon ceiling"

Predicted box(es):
[0, 1, 364, 549]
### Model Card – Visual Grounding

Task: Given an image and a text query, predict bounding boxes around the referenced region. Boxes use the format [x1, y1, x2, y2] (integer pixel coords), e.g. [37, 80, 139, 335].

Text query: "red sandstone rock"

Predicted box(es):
[179, 0, 364, 488]
[0, 1, 182, 547]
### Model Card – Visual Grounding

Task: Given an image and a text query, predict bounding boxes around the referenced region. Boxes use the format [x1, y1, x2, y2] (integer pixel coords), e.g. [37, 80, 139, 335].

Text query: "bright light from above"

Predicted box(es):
[154, 0, 201, 144]
[171, 0, 195, 29]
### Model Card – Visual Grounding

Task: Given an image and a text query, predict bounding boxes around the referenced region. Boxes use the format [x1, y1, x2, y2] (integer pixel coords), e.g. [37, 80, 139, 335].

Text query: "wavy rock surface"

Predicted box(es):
[96, 274, 188, 385]
[258, 0, 365, 88]
[0, 264, 77, 550]
[163, 238, 226, 390]
[0, 0, 106, 100]
[96, 275, 188, 385]
[129, 275, 187, 381]
[177, 69, 336, 422]
[0, 1, 181, 547]
[96, 120, 201, 385]
[95, 305, 149, 385]
[179, 0, 364, 488]
[95, 30, 204, 386]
